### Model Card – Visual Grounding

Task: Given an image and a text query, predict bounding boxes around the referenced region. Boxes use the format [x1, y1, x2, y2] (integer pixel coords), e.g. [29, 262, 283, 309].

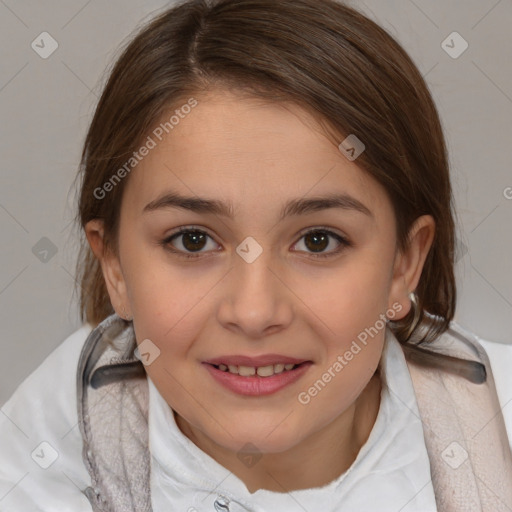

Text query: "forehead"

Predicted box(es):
[122, 89, 392, 221]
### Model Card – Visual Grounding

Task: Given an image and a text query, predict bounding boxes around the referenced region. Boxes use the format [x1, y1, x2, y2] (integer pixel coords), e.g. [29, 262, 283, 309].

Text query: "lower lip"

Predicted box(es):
[203, 362, 312, 396]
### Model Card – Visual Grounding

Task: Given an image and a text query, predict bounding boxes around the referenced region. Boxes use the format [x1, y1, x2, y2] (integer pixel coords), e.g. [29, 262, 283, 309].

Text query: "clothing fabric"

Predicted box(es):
[0, 319, 511, 511]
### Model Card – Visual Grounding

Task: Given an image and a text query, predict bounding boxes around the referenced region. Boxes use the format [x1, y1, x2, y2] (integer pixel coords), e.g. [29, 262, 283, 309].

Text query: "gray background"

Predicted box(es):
[1, 0, 511, 407]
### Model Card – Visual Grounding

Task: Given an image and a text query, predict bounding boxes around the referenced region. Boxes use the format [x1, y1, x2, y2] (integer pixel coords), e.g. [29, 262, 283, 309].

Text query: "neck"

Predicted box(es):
[175, 369, 382, 493]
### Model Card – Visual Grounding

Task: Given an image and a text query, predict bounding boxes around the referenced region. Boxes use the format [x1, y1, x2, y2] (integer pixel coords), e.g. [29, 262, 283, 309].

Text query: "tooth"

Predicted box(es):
[274, 363, 285, 374]
[223, 363, 299, 376]
[257, 365, 275, 377]
[238, 365, 256, 376]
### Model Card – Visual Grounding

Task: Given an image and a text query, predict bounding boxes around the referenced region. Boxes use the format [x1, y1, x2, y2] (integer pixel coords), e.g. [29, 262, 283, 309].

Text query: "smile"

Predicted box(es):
[203, 361, 312, 396]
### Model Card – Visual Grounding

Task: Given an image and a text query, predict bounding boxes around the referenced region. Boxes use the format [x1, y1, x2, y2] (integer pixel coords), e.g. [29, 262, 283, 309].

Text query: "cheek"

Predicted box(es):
[130, 279, 208, 355]
[121, 233, 201, 325]
[292, 328, 384, 446]
[295, 257, 391, 404]
[120, 254, 195, 352]
[301, 257, 393, 331]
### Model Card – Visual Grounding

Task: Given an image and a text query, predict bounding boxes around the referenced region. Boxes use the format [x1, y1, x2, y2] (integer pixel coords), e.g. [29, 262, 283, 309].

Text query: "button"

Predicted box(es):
[214, 495, 230, 511]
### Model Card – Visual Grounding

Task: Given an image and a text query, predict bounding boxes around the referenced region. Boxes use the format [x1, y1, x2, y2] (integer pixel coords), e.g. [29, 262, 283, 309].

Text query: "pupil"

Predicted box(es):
[305, 232, 328, 252]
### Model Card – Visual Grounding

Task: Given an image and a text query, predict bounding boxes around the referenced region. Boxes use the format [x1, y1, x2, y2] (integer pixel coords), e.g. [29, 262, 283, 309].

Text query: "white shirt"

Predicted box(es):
[0, 322, 511, 511]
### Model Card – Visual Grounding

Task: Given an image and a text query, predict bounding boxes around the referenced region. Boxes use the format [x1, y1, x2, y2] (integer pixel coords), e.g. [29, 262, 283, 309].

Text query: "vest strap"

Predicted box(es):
[405, 325, 512, 511]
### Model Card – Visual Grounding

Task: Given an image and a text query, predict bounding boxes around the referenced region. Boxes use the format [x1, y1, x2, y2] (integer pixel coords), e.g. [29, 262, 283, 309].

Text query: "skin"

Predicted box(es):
[86, 88, 435, 493]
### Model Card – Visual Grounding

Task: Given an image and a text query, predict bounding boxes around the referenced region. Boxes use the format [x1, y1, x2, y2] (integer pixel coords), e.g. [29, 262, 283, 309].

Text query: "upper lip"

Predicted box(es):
[204, 354, 309, 367]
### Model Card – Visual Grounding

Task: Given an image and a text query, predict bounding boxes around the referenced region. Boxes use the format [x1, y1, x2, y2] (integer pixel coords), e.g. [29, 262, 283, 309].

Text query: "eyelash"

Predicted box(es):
[160, 225, 352, 260]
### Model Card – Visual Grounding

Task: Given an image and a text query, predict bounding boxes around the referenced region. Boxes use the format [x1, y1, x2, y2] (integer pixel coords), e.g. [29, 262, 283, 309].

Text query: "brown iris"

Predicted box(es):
[303, 231, 329, 253]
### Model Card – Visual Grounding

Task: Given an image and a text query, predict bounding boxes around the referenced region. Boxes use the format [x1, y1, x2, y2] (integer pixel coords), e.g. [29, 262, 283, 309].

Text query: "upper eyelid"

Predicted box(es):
[296, 225, 348, 239]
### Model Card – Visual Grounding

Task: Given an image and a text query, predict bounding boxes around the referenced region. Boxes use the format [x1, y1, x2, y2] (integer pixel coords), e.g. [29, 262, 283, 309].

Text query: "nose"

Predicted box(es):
[216, 247, 293, 338]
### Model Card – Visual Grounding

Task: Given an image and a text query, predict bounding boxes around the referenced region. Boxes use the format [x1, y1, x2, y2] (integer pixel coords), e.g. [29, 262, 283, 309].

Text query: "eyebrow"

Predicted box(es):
[143, 191, 373, 221]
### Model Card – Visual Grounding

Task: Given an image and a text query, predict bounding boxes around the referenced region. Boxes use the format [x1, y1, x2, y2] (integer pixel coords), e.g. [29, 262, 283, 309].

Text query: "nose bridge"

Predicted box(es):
[217, 241, 292, 336]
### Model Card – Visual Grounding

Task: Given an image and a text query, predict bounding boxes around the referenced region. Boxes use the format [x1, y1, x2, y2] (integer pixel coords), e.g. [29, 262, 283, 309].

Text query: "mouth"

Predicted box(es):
[203, 360, 313, 396]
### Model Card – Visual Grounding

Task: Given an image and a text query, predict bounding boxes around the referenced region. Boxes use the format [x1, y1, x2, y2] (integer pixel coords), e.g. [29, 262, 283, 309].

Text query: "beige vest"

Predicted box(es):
[77, 314, 512, 511]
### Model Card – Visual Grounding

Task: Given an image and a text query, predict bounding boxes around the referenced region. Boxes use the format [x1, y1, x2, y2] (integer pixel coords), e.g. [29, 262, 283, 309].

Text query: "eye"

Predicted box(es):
[292, 227, 351, 258]
[161, 227, 219, 259]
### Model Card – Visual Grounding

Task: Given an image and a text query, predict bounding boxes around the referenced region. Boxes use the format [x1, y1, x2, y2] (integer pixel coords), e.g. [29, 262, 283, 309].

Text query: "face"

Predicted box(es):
[91, 88, 431, 456]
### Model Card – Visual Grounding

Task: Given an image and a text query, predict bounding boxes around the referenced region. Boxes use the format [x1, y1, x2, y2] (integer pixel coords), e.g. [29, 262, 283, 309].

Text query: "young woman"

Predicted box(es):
[1, 0, 511, 510]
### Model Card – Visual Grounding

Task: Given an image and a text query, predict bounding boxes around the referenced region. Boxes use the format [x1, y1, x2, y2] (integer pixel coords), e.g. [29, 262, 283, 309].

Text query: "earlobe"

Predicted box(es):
[388, 215, 435, 319]
[84, 219, 131, 319]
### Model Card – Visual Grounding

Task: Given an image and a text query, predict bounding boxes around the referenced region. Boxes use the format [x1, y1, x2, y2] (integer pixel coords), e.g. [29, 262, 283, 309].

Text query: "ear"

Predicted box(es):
[85, 219, 131, 319]
[387, 215, 435, 320]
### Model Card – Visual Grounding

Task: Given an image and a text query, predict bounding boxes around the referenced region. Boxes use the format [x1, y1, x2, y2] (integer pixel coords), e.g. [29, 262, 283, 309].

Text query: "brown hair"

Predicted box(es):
[74, 0, 457, 352]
